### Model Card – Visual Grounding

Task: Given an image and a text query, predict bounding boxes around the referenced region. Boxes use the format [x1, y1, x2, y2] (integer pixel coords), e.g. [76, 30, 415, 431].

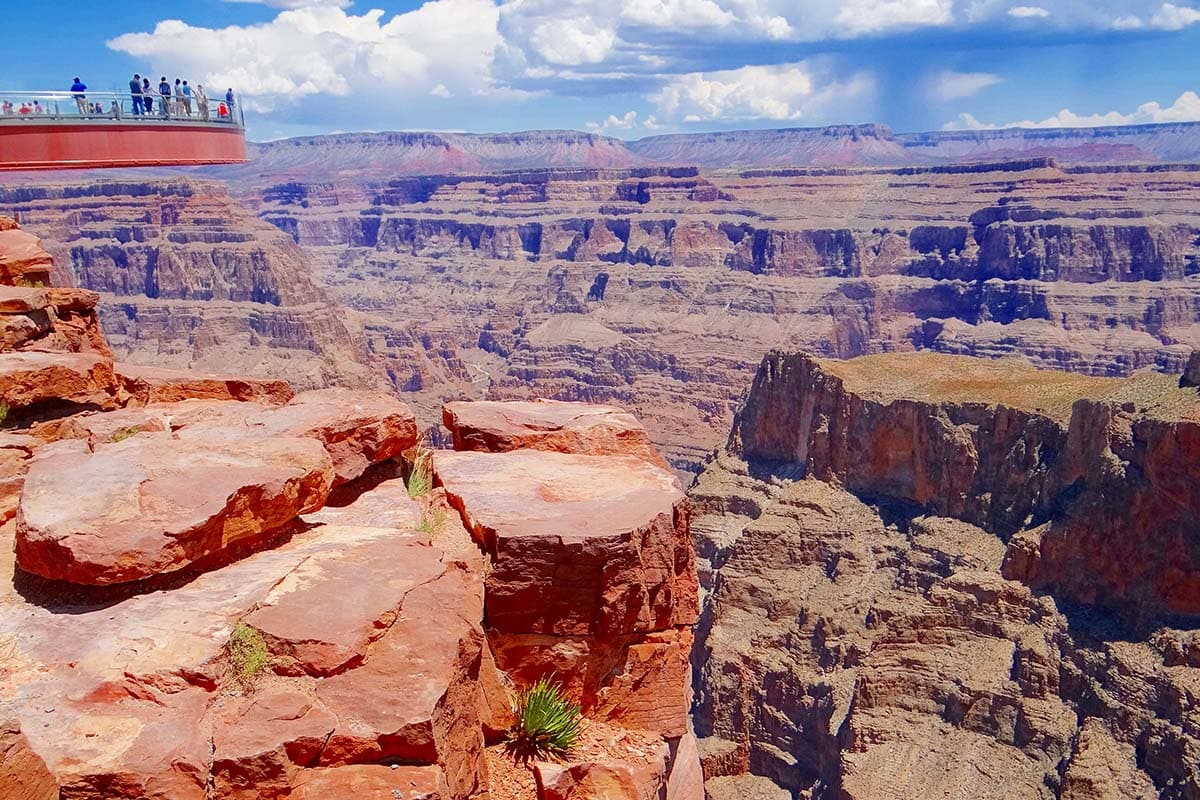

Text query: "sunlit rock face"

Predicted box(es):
[690, 349, 1200, 798]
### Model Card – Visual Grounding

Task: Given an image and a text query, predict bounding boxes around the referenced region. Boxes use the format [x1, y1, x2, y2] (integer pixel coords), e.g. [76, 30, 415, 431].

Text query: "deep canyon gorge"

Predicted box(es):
[2, 120, 1200, 798]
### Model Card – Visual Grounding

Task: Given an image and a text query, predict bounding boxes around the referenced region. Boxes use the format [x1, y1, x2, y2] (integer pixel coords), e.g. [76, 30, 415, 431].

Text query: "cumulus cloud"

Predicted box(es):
[650, 61, 874, 123]
[585, 110, 643, 133]
[943, 91, 1200, 129]
[1150, 2, 1200, 29]
[832, 0, 954, 34]
[927, 70, 1002, 103]
[108, 0, 505, 111]
[1008, 5, 1049, 17]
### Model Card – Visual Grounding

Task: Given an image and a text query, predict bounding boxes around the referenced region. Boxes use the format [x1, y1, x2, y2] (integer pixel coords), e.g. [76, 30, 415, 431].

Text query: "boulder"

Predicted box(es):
[246, 387, 417, 485]
[0, 228, 53, 285]
[316, 565, 487, 799]
[290, 765, 447, 799]
[0, 351, 117, 410]
[0, 287, 110, 356]
[115, 362, 294, 406]
[15, 430, 333, 584]
[443, 399, 669, 469]
[0, 721, 57, 800]
[534, 761, 641, 800]
[244, 534, 446, 676]
[210, 689, 338, 800]
[433, 450, 697, 637]
[303, 476, 421, 529]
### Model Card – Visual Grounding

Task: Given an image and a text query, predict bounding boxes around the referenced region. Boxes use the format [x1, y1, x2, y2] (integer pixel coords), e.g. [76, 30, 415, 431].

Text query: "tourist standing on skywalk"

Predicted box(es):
[70, 77, 87, 115]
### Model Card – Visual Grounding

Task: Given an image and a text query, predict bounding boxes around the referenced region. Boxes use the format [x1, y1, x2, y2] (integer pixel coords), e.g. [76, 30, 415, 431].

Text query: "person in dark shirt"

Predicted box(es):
[70, 77, 87, 115]
[158, 77, 171, 118]
[129, 74, 143, 116]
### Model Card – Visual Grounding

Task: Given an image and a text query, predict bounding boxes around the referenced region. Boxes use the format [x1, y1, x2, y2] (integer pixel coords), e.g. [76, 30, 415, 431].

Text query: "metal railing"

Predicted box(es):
[0, 89, 245, 128]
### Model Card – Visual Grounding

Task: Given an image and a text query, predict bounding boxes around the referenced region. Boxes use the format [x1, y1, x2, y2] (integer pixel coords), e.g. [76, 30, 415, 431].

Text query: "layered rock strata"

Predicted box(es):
[690, 349, 1200, 797]
[0, 217, 701, 799]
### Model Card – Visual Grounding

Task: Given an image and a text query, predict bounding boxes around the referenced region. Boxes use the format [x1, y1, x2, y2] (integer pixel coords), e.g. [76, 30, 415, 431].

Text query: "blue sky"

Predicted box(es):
[5, 0, 1200, 141]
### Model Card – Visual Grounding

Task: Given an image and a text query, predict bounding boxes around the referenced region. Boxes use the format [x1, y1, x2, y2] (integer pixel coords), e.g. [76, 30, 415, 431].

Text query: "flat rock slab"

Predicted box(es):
[210, 689, 338, 799]
[444, 399, 668, 469]
[244, 534, 445, 676]
[0, 351, 116, 410]
[434, 450, 697, 636]
[246, 387, 418, 485]
[0, 228, 53, 284]
[0, 721, 57, 800]
[0, 524, 454, 797]
[290, 765, 447, 799]
[115, 362, 294, 406]
[317, 565, 486, 798]
[15, 430, 333, 584]
[303, 476, 421, 529]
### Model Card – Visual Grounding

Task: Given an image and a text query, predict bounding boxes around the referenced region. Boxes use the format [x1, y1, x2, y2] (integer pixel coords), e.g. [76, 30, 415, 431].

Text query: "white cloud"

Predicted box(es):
[944, 91, 1200, 129]
[622, 0, 737, 28]
[1008, 5, 1049, 17]
[430, 83, 453, 98]
[586, 110, 640, 132]
[1151, 2, 1200, 29]
[108, 0, 506, 112]
[527, 16, 617, 65]
[650, 60, 874, 123]
[1111, 14, 1143, 28]
[832, 0, 954, 34]
[927, 70, 1001, 103]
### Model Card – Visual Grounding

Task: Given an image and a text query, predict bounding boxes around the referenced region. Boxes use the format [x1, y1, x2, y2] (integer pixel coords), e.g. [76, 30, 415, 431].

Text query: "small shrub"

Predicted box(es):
[507, 677, 582, 760]
[407, 448, 433, 498]
[0, 402, 9, 428]
[15, 277, 45, 288]
[228, 622, 269, 689]
[109, 425, 141, 443]
[417, 506, 447, 537]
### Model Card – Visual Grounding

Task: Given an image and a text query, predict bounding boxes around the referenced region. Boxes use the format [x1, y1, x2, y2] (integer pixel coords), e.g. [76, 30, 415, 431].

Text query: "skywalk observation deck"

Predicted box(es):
[0, 90, 247, 171]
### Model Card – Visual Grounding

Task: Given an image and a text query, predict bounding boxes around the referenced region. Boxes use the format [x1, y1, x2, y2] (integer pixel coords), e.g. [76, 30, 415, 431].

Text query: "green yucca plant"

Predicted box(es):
[508, 677, 582, 760]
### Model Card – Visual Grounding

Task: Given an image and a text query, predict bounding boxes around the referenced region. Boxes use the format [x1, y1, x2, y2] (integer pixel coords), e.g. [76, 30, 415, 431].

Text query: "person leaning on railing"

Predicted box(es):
[196, 84, 209, 120]
[129, 74, 143, 116]
[70, 77, 87, 115]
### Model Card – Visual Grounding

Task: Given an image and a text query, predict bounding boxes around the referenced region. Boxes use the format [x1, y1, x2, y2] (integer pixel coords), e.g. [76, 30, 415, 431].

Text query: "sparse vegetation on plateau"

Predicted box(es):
[407, 448, 433, 498]
[507, 677, 582, 760]
[0, 402, 9, 428]
[109, 425, 142, 443]
[228, 622, 269, 689]
[417, 506, 447, 537]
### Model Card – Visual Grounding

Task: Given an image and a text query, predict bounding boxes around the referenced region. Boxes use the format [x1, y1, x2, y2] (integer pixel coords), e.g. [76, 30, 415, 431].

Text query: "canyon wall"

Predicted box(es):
[0, 181, 378, 394]
[689, 350, 1200, 798]
[8, 159, 1200, 478]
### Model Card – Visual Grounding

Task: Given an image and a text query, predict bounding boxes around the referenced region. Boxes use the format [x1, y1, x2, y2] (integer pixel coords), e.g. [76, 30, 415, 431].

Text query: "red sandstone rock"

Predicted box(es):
[244, 534, 446, 676]
[0, 229, 53, 285]
[302, 476, 421, 528]
[246, 387, 417, 485]
[665, 733, 704, 800]
[316, 565, 487, 799]
[115, 362, 294, 406]
[0, 287, 110, 356]
[443, 399, 668, 469]
[210, 689, 337, 799]
[0, 721, 57, 800]
[290, 765, 448, 799]
[533, 761, 641, 800]
[0, 351, 117, 410]
[434, 449, 697, 637]
[15, 431, 333, 584]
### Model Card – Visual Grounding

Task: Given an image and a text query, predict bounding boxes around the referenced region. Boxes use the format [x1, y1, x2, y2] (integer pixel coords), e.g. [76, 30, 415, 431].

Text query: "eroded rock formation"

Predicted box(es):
[691, 349, 1200, 798]
[0, 216, 701, 800]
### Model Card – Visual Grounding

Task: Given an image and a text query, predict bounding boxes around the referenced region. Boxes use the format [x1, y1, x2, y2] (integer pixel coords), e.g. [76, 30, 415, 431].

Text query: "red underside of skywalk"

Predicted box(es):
[0, 122, 247, 170]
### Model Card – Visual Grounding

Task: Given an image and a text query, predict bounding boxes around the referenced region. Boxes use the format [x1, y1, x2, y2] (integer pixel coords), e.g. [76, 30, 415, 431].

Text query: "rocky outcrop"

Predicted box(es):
[443, 398, 667, 468]
[0, 215, 700, 799]
[690, 349, 1200, 797]
[0, 287, 110, 356]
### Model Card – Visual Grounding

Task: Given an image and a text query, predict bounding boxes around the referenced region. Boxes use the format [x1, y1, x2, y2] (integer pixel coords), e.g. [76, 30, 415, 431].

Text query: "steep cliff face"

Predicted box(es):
[0, 217, 701, 800]
[690, 350, 1200, 798]
[0, 181, 378, 392]
[237, 161, 1200, 476]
